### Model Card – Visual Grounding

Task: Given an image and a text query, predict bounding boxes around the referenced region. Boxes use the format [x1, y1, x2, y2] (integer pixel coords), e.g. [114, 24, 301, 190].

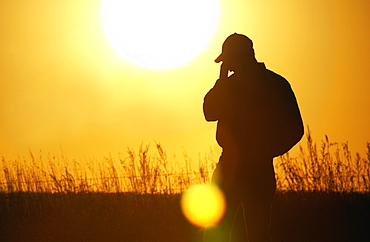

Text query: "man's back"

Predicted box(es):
[203, 63, 303, 157]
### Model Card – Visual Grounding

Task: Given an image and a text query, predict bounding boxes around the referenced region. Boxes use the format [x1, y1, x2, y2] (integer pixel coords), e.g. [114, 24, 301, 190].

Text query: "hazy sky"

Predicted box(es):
[1, 0, 369, 160]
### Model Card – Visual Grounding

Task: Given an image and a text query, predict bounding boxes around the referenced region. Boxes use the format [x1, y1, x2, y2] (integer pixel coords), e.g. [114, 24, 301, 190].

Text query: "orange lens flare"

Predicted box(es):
[181, 184, 226, 228]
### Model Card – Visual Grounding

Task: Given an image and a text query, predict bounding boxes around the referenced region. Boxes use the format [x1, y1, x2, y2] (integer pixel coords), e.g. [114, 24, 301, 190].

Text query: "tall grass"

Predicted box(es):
[275, 128, 370, 192]
[0, 143, 216, 194]
[1, 130, 369, 194]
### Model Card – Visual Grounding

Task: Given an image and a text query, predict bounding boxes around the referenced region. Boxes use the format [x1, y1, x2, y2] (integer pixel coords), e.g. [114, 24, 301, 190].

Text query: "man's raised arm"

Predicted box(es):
[203, 79, 227, 122]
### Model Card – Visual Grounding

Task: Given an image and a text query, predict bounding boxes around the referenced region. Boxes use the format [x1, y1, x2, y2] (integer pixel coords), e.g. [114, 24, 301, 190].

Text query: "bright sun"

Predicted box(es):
[101, 0, 220, 70]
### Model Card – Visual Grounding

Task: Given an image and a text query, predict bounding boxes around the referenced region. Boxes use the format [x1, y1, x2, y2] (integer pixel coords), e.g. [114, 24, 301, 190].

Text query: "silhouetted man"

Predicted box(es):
[203, 33, 303, 242]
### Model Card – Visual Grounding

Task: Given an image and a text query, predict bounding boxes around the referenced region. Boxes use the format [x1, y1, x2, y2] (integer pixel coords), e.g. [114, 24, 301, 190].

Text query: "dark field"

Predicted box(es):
[1, 192, 369, 242]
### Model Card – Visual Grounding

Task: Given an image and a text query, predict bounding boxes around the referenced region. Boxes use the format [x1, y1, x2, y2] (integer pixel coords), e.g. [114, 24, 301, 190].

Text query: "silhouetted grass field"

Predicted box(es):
[1, 191, 369, 241]
[1, 130, 370, 241]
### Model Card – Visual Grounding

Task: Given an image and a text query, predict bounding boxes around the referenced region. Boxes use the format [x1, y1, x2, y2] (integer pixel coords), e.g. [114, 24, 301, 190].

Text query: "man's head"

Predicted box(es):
[215, 33, 257, 71]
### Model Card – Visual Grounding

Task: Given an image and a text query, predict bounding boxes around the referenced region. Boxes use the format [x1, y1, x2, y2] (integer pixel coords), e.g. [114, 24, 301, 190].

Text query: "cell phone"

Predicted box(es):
[219, 63, 229, 79]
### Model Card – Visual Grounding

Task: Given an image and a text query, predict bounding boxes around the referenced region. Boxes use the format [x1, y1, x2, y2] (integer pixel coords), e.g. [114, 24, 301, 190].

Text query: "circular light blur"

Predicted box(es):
[181, 184, 226, 228]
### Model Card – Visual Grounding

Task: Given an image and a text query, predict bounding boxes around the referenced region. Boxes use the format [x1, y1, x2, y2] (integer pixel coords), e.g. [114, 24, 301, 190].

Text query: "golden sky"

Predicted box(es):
[1, 0, 369, 160]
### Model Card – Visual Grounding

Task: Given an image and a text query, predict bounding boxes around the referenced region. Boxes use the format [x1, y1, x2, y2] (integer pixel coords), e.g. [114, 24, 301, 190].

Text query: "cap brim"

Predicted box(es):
[215, 53, 223, 63]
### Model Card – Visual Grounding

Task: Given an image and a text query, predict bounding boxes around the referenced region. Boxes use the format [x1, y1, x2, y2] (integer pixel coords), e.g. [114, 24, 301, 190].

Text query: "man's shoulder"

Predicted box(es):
[264, 68, 287, 81]
[264, 68, 291, 89]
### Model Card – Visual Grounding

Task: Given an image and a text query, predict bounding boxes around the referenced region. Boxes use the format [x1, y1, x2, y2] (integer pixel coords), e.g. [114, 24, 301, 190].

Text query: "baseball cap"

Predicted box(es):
[215, 33, 254, 63]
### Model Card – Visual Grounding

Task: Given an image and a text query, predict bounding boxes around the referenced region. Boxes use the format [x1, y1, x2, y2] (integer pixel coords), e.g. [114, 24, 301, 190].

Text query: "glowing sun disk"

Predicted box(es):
[101, 0, 220, 70]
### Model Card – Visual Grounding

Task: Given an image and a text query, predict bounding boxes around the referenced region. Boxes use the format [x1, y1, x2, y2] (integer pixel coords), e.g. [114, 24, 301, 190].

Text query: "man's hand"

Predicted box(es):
[219, 63, 229, 79]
